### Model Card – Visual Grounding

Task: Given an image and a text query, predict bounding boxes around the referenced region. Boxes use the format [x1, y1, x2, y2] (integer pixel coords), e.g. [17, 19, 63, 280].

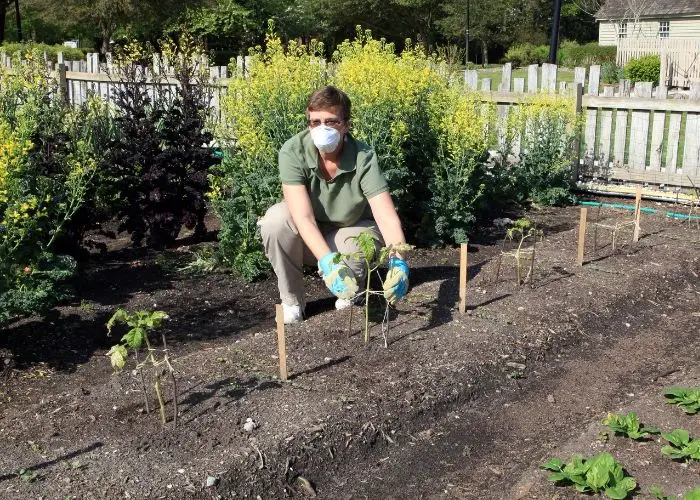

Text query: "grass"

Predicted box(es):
[475, 67, 575, 91]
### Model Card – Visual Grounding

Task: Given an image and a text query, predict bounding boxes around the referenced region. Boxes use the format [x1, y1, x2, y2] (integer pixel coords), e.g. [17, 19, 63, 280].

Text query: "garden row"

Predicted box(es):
[0, 28, 579, 328]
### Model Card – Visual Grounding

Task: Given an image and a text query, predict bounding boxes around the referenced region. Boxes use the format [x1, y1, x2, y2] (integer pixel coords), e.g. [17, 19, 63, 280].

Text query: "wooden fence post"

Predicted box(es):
[633, 186, 642, 242]
[573, 82, 583, 182]
[275, 304, 288, 382]
[57, 63, 69, 105]
[577, 207, 587, 266]
[500, 62, 512, 92]
[459, 243, 468, 315]
[527, 64, 538, 93]
[464, 69, 478, 89]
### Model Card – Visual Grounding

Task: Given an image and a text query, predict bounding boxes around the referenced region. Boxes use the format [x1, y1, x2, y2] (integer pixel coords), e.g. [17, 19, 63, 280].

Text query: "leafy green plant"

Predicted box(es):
[624, 55, 660, 84]
[664, 387, 700, 415]
[602, 412, 660, 440]
[17, 468, 38, 482]
[106, 35, 218, 249]
[340, 229, 413, 347]
[496, 218, 543, 285]
[179, 246, 221, 275]
[106, 309, 177, 426]
[661, 429, 700, 462]
[651, 486, 700, 500]
[541, 452, 636, 499]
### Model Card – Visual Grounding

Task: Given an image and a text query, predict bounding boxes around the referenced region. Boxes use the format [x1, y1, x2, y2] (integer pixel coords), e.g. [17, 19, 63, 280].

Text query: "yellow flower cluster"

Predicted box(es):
[333, 31, 445, 158]
[218, 32, 326, 182]
[0, 121, 32, 205]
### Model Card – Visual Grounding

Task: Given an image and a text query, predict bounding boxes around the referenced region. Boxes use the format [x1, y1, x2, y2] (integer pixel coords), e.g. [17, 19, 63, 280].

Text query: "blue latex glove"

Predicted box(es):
[318, 252, 358, 300]
[383, 256, 409, 304]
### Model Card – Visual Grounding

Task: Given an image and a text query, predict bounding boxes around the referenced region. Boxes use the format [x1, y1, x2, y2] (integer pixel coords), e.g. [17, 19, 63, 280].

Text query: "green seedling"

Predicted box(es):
[339, 230, 413, 347]
[541, 452, 636, 499]
[602, 412, 660, 440]
[106, 309, 178, 426]
[18, 468, 38, 482]
[496, 218, 544, 285]
[651, 486, 700, 500]
[664, 387, 700, 415]
[179, 247, 221, 275]
[661, 429, 700, 462]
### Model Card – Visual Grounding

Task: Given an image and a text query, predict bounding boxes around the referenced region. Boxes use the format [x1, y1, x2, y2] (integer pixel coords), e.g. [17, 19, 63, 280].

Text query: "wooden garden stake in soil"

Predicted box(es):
[459, 243, 468, 314]
[275, 304, 288, 382]
[633, 186, 642, 242]
[577, 207, 588, 266]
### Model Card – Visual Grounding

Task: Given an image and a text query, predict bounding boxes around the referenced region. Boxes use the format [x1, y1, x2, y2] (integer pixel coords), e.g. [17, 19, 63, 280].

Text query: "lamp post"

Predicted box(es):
[465, 0, 470, 66]
[548, 0, 562, 64]
[14, 0, 21, 41]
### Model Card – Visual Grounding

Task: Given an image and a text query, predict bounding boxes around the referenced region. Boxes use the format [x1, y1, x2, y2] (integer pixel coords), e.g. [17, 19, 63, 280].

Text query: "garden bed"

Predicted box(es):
[0, 200, 698, 499]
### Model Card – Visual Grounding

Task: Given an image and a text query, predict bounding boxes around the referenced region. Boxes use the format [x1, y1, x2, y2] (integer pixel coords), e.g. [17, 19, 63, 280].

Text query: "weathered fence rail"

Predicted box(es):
[3, 51, 700, 195]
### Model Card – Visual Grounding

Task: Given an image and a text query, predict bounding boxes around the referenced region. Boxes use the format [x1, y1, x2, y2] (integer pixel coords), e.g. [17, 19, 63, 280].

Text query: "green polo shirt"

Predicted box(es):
[279, 129, 389, 227]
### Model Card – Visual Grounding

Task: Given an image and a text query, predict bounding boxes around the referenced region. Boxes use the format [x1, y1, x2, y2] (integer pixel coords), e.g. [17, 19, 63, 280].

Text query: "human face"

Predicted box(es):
[307, 107, 348, 135]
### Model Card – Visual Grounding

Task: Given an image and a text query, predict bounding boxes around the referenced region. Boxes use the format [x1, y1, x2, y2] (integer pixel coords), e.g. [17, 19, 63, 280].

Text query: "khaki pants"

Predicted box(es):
[259, 202, 381, 307]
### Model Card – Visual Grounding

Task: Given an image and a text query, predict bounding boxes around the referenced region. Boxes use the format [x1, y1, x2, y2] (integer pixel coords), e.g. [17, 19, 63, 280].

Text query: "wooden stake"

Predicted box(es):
[275, 304, 287, 382]
[459, 243, 468, 314]
[633, 185, 642, 242]
[577, 207, 588, 266]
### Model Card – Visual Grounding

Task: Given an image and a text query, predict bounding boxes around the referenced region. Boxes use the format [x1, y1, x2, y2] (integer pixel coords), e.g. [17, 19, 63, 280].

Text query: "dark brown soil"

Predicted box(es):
[0, 200, 699, 499]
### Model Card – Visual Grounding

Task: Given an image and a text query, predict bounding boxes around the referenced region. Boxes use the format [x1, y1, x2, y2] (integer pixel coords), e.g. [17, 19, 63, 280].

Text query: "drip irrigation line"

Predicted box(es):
[578, 200, 700, 221]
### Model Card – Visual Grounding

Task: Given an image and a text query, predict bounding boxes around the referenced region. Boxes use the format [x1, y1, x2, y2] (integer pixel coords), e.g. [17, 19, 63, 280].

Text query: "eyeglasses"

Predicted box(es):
[308, 118, 344, 128]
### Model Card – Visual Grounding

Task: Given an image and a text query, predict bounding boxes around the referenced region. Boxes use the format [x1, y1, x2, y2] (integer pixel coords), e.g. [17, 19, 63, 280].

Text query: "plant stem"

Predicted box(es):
[135, 350, 150, 414]
[162, 333, 177, 428]
[364, 263, 371, 344]
[143, 333, 167, 425]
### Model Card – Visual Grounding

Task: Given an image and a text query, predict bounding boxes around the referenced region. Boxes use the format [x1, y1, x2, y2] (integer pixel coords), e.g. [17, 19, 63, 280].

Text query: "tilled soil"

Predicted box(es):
[0, 201, 698, 499]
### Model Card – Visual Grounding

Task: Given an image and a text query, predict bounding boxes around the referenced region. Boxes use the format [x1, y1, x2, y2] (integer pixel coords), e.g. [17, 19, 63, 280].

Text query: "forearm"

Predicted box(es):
[294, 215, 332, 260]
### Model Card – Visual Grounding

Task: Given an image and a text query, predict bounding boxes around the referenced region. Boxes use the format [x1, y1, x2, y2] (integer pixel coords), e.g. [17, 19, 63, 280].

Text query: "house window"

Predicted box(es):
[618, 22, 627, 39]
[659, 21, 670, 39]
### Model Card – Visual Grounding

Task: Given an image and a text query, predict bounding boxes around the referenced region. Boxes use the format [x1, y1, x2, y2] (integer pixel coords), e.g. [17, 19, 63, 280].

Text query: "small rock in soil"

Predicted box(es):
[547, 394, 556, 403]
[243, 418, 257, 432]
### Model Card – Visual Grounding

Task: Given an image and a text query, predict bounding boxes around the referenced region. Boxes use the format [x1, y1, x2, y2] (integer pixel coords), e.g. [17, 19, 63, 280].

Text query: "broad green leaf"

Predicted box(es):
[605, 485, 631, 499]
[541, 458, 563, 471]
[564, 455, 588, 475]
[107, 345, 128, 371]
[663, 429, 690, 447]
[618, 476, 636, 492]
[123, 326, 146, 349]
[106, 308, 129, 335]
[587, 462, 611, 490]
[610, 462, 624, 484]
[661, 445, 687, 459]
[547, 472, 567, 482]
[574, 483, 590, 493]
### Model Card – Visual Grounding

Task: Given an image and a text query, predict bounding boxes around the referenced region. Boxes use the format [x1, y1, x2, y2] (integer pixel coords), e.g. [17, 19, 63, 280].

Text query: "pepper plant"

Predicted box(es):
[106, 309, 178, 426]
[338, 229, 413, 347]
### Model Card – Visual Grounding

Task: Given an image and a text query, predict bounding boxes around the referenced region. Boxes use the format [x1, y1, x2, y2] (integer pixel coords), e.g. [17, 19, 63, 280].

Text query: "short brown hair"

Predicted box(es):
[306, 86, 351, 122]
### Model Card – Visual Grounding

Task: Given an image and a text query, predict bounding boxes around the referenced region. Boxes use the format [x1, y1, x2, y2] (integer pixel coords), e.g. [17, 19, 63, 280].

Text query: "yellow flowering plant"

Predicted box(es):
[214, 23, 327, 280]
[0, 50, 108, 325]
[494, 93, 582, 206]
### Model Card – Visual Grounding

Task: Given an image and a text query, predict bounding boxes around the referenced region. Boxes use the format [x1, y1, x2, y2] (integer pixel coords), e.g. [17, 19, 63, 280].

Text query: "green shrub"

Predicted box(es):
[0, 51, 105, 324]
[601, 61, 624, 84]
[559, 42, 616, 67]
[505, 43, 548, 67]
[0, 42, 87, 62]
[213, 28, 326, 280]
[105, 37, 219, 249]
[624, 55, 660, 84]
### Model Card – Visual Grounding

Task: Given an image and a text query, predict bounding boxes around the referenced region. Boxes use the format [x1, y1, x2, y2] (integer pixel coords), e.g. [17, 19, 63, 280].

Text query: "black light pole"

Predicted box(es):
[465, 0, 470, 66]
[548, 0, 562, 64]
[14, 0, 21, 41]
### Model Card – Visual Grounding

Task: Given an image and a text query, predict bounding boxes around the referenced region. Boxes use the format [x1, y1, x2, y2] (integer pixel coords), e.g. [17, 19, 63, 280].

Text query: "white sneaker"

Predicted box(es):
[282, 303, 304, 324]
[335, 298, 354, 310]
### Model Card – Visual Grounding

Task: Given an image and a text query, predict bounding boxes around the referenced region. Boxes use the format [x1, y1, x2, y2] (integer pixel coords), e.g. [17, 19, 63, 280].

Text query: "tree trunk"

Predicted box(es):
[481, 40, 489, 66]
[0, 0, 8, 44]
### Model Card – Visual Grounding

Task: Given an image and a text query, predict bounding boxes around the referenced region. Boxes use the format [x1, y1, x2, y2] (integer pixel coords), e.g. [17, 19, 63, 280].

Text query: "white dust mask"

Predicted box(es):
[310, 125, 341, 154]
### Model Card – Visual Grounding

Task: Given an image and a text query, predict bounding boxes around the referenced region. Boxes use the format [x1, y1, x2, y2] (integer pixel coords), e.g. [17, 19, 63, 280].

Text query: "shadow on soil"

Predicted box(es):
[0, 442, 104, 482]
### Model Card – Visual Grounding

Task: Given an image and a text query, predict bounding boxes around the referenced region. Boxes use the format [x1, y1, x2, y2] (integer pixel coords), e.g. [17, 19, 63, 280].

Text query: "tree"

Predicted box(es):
[0, 0, 9, 43]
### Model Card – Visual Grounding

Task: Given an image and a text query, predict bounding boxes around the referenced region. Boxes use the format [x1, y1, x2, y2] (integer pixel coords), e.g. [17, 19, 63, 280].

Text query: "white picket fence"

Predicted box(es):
[617, 38, 700, 88]
[464, 63, 700, 190]
[2, 51, 700, 191]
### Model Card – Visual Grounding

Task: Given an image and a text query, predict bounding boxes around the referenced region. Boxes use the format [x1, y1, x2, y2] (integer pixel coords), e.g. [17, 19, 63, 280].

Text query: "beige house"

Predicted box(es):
[596, 0, 700, 46]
